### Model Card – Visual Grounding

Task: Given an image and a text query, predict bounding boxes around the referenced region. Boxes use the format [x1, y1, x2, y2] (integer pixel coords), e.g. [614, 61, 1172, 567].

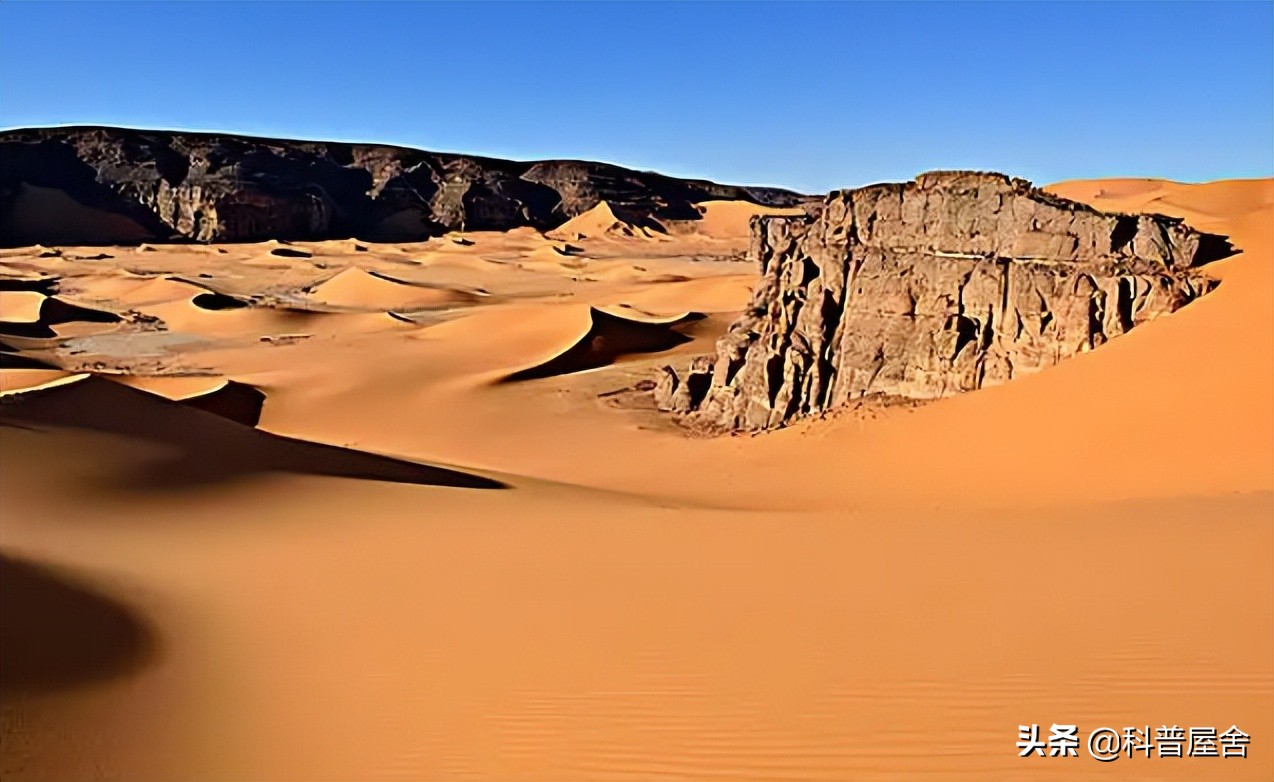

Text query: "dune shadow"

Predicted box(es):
[0, 348, 60, 369]
[0, 277, 59, 295]
[37, 297, 121, 325]
[0, 376, 505, 491]
[0, 321, 57, 338]
[0, 554, 158, 694]
[269, 246, 313, 258]
[191, 291, 249, 310]
[0, 296, 122, 339]
[505, 308, 703, 382]
[178, 380, 266, 426]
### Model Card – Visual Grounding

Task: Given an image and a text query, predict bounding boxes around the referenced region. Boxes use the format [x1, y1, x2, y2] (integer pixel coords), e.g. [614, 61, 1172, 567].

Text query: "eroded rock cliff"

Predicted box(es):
[0, 126, 807, 246]
[655, 171, 1232, 431]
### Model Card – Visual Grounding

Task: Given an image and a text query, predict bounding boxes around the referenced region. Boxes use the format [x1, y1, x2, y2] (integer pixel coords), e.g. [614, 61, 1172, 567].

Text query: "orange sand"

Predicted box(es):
[547, 201, 668, 241]
[0, 290, 46, 322]
[1, 186, 1270, 780]
[677, 199, 807, 239]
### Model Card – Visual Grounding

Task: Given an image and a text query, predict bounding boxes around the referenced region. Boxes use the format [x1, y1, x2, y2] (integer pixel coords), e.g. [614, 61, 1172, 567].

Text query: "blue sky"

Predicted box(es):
[1, 1, 1270, 193]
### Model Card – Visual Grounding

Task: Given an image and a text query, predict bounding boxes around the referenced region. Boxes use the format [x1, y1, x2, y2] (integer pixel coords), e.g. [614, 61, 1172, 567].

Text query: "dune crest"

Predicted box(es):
[0, 290, 46, 322]
[504, 306, 702, 382]
[2, 375, 504, 490]
[676, 200, 807, 239]
[0, 294, 123, 339]
[304, 266, 476, 311]
[0, 369, 87, 396]
[547, 201, 668, 241]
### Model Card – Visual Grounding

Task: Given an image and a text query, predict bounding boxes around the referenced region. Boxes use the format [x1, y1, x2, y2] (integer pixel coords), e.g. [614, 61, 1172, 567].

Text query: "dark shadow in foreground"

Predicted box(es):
[0, 376, 506, 491]
[0, 554, 158, 694]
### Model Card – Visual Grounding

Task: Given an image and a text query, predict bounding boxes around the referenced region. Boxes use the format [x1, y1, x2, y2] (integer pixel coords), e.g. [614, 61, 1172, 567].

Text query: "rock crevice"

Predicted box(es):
[656, 171, 1231, 431]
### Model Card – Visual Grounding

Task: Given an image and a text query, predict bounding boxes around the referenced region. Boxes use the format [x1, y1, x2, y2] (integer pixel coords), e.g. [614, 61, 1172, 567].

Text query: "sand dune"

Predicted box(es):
[676, 199, 807, 239]
[57, 274, 209, 308]
[0, 179, 1269, 781]
[3, 375, 503, 490]
[601, 273, 758, 314]
[115, 376, 267, 426]
[136, 294, 317, 337]
[0, 368, 85, 395]
[115, 374, 232, 398]
[268, 246, 313, 259]
[503, 307, 702, 381]
[174, 380, 266, 426]
[525, 242, 584, 259]
[0, 295, 122, 339]
[191, 291, 250, 310]
[547, 201, 668, 241]
[0, 336, 62, 361]
[1050, 176, 1274, 221]
[304, 266, 478, 310]
[0, 274, 58, 292]
[0, 290, 46, 322]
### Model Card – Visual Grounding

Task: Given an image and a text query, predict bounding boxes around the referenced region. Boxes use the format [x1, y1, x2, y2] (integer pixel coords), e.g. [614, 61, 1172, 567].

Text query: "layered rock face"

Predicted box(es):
[655, 172, 1232, 431]
[0, 126, 806, 246]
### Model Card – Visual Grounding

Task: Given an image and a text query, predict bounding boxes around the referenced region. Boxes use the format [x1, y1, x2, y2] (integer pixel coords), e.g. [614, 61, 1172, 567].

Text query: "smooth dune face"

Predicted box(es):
[0, 290, 46, 322]
[0, 188, 1270, 781]
[547, 201, 664, 240]
[0, 369, 84, 395]
[681, 199, 807, 239]
[303, 267, 479, 310]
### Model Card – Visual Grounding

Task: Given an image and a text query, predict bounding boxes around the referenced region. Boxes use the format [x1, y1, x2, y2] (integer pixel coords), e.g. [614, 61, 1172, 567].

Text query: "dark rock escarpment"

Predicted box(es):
[0, 126, 807, 247]
[655, 171, 1233, 431]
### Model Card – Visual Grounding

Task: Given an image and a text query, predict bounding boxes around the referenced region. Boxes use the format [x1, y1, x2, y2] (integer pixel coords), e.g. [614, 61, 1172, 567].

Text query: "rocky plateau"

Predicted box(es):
[0, 126, 807, 246]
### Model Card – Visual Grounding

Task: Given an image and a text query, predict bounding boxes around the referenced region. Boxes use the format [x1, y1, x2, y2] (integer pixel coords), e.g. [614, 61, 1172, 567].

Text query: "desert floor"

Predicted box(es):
[1, 185, 1270, 780]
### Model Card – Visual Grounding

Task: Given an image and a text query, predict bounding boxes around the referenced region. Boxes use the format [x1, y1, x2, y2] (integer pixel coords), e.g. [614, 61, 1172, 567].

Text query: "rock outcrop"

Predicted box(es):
[655, 171, 1233, 431]
[0, 126, 808, 247]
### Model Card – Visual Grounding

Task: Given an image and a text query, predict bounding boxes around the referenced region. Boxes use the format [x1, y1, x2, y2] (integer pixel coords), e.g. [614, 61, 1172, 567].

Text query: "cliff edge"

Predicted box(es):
[654, 171, 1234, 431]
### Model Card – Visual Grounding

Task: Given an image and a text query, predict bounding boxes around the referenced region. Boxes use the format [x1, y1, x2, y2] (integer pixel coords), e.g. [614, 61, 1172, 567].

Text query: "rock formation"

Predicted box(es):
[655, 171, 1233, 431]
[0, 126, 808, 247]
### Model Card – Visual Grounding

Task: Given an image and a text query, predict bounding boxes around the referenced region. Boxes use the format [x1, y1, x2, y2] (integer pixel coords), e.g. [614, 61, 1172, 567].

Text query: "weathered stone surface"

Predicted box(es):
[661, 171, 1233, 432]
[654, 356, 714, 413]
[0, 126, 808, 247]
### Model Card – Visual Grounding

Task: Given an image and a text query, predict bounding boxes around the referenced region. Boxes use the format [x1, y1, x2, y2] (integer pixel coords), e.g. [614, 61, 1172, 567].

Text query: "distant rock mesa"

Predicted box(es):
[654, 171, 1233, 431]
[0, 126, 806, 247]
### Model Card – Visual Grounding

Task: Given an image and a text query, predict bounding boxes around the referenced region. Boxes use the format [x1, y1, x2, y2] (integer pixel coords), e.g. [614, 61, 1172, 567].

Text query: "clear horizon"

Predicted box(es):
[1, 1, 1271, 193]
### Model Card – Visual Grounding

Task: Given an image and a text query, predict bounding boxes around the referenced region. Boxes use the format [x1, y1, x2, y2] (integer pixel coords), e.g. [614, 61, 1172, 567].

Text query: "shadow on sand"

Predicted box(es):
[0, 376, 505, 491]
[504, 308, 703, 382]
[0, 295, 123, 339]
[0, 554, 158, 694]
[177, 380, 267, 427]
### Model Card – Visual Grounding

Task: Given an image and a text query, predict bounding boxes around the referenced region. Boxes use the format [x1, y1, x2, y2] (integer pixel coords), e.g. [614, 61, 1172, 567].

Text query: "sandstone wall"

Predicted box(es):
[655, 172, 1231, 431]
[0, 126, 808, 246]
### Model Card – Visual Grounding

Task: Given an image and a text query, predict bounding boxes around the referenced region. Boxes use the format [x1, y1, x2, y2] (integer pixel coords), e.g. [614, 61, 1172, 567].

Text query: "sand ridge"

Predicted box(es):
[0, 290, 47, 322]
[547, 201, 670, 241]
[302, 266, 481, 311]
[673, 199, 807, 239]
